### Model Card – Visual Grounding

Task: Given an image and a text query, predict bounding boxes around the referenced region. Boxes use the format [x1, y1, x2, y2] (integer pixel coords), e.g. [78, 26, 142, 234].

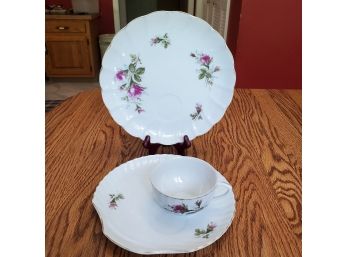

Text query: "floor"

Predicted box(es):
[45, 100, 65, 112]
[45, 78, 100, 112]
[45, 78, 99, 100]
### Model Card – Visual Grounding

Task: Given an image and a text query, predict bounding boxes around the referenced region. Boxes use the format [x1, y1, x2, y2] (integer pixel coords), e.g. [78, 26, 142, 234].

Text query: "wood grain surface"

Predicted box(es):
[46, 88, 302, 257]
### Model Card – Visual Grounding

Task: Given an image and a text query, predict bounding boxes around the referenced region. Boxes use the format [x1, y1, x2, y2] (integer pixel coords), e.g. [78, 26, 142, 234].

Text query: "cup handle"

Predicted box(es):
[213, 180, 232, 199]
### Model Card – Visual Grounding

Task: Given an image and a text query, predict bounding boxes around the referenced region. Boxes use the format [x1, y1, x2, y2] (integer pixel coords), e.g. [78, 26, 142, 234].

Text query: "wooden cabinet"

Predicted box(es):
[45, 15, 100, 77]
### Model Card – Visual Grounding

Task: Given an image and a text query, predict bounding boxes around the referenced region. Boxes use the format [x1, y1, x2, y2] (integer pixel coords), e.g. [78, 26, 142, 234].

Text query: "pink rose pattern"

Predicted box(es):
[115, 54, 146, 113]
[190, 52, 220, 86]
[168, 200, 204, 214]
[109, 193, 124, 209]
[169, 203, 189, 214]
[115, 70, 126, 80]
[190, 103, 203, 120]
[195, 222, 217, 239]
[151, 33, 170, 48]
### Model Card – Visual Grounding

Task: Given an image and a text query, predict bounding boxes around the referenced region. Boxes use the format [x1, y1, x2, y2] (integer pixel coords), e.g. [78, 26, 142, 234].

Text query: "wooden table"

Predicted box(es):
[46, 88, 302, 257]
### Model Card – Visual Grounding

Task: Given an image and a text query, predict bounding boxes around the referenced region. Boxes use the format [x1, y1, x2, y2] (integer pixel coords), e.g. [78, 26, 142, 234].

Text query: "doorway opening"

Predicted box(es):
[113, 0, 233, 41]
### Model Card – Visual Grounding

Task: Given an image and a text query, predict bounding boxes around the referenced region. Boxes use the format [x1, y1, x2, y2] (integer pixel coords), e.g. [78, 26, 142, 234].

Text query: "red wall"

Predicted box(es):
[45, 0, 115, 34]
[228, 0, 302, 89]
[98, 0, 115, 34]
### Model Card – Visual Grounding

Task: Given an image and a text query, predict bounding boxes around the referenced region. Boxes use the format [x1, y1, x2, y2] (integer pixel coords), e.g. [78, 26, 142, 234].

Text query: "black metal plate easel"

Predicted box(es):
[142, 135, 191, 155]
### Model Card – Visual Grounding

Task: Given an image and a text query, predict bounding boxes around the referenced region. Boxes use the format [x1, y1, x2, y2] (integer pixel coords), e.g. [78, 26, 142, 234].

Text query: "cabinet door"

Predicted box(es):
[46, 34, 92, 76]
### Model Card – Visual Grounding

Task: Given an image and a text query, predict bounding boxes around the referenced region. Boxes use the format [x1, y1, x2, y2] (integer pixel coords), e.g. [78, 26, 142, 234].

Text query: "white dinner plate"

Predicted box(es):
[92, 154, 236, 254]
[99, 11, 236, 145]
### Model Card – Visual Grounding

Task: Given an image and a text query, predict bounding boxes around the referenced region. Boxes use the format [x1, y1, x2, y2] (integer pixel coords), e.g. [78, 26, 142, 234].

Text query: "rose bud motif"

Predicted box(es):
[109, 202, 117, 208]
[115, 70, 126, 81]
[151, 37, 160, 45]
[135, 105, 144, 113]
[196, 104, 202, 113]
[170, 203, 189, 214]
[195, 200, 202, 208]
[128, 84, 144, 98]
[207, 222, 217, 232]
[200, 54, 212, 65]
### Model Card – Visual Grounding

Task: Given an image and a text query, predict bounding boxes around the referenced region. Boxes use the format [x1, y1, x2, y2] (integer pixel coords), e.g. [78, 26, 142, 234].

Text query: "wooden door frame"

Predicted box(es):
[113, 0, 121, 32]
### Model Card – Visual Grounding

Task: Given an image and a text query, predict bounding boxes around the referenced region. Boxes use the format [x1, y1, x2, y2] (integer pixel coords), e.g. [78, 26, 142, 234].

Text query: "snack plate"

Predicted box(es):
[100, 11, 236, 145]
[92, 155, 236, 254]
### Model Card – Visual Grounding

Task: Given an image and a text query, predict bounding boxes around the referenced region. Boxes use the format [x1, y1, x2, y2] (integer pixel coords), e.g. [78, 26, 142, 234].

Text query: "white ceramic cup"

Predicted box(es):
[150, 156, 231, 215]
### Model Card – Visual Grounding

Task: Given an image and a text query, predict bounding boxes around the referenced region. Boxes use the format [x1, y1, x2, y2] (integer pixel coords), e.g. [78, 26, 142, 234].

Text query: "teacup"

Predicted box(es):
[150, 156, 231, 215]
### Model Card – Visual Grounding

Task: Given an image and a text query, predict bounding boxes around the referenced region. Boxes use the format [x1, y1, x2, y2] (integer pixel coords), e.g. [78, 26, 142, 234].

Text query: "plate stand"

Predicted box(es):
[142, 135, 191, 156]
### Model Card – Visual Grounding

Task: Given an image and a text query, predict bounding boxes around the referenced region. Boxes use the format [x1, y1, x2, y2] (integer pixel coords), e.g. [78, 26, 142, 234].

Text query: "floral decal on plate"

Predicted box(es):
[168, 200, 204, 214]
[195, 222, 217, 239]
[115, 54, 146, 113]
[109, 193, 124, 209]
[151, 33, 170, 48]
[190, 103, 203, 120]
[190, 52, 220, 86]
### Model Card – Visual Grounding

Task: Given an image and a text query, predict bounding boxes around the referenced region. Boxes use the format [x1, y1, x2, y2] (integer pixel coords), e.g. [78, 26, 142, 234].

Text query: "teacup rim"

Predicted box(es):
[150, 156, 218, 200]
[151, 179, 217, 200]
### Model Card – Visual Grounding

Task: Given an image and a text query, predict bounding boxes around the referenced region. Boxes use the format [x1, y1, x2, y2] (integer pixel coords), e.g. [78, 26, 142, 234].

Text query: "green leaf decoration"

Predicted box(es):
[191, 52, 219, 86]
[199, 72, 205, 80]
[152, 34, 170, 48]
[133, 74, 141, 82]
[130, 54, 137, 63]
[136, 67, 145, 75]
[118, 54, 146, 113]
[129, 77, 134, 86]
[194, 222, 216, 238]
[129, 63, 136, 73]
[115, 194, 124, 200]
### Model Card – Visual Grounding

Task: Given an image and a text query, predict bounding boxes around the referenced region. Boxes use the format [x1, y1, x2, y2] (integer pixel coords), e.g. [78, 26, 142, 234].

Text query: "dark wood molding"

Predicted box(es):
[226, 0, 242, 55]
